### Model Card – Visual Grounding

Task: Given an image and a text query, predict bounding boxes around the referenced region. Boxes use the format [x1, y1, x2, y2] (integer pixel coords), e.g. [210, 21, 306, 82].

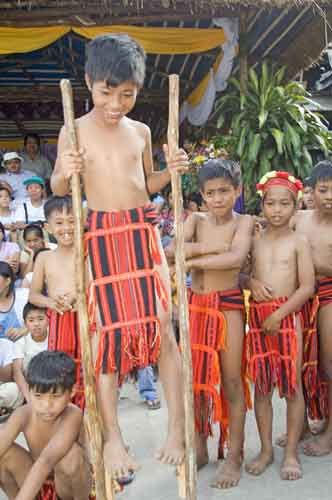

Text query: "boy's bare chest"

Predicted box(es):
[253, 237, 297, 270]
[196, 218, 236, 243]
[25, 421, 57, 459]
[302, 221, 332, 256]
[45, 255, 75, 290]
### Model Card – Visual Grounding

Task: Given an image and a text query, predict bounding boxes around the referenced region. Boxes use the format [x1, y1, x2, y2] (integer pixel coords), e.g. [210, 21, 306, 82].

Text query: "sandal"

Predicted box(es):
[144, 398, 161, 410]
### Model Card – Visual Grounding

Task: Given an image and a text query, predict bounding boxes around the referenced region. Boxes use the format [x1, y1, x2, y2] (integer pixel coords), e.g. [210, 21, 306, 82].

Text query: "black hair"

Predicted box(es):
[44, 196, 72, 220]
[85, 33, 146, 88]
[24, 133, 41, 148]
[303, 176, 313, 189]
[0, 260, 15, 296]
[198, 159, 242, 191]
[23, 302, 47, 321]
[310, 160, 332, 188]
[0, 222, 6, 241]
[26, 351, 76, 394]
[187, 192, 202, 207]
[23, 223, 44, 241]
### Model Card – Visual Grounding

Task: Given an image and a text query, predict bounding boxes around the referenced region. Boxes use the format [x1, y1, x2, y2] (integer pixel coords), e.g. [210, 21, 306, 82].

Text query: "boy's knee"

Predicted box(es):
[56, 445, 84, 478]
[223, 377, 243, 402]
[160, 323, 178, 353]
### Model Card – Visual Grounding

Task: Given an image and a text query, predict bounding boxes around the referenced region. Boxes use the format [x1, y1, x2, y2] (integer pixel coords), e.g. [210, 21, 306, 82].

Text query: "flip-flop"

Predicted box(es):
[144, 398, 161, 410]
[117, 471, 135, 486]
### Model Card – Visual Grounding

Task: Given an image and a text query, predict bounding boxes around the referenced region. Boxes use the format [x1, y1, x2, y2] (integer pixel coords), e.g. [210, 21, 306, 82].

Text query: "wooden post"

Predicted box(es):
[60, 79, 114, 500]
[168, 74, 197, 500]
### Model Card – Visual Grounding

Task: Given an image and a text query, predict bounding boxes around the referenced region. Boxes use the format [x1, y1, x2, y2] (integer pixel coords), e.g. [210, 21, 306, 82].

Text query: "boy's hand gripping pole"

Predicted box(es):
[60, 79, 115, 500]
[168, 74, 198, 500]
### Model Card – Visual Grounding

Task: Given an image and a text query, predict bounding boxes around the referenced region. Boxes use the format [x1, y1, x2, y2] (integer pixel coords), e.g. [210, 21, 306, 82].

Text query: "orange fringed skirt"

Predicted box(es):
[247, 298, 298, 399]
[86, 205, 168, 385]
[188, 288, 250, 459]
[48, 309, 85, 410]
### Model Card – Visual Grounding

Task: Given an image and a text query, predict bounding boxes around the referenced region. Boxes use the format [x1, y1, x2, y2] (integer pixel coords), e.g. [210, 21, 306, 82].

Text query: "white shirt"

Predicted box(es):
[14, 199, 45, 224]
[0, 169, 35, 208]
[13, 333, 48, 369]
[0, 338, 15, 366]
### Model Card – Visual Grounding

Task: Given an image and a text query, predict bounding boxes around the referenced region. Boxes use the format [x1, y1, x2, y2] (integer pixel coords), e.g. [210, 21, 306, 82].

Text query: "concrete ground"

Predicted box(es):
[1, 382, 332, 499]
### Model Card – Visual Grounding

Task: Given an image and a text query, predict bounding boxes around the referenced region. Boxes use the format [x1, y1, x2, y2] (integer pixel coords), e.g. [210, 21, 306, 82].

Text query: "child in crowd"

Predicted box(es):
[0, 351, 92, 499]
[300, 176, 315, 210]
[51, 33, 188, 478]
[29, 196, 84, 410]
[168, 159, 253, 488]
[0, 261, 26, 342]
[0, 223, 20, 275]
[0, 338, 24, 421]
[296, 161, 332, 456]
[245, 171, 314, 480]
[19, 224, 55, 278]
[0, 185, 16, 234]
[13, 302, 48, 402]
[14, 175, 46, 227]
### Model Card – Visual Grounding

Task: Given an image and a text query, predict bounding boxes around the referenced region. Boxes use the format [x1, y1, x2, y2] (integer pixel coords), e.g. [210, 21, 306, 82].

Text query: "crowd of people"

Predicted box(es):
[0, 32, 331, 500]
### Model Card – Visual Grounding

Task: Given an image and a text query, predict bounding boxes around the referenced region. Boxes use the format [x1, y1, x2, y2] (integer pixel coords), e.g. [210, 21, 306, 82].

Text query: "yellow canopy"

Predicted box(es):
[0, 25, 226, 55]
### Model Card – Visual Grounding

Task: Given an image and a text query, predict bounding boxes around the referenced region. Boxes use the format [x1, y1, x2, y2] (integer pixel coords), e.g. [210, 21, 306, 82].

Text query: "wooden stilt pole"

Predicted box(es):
[239, 9, 248, 95]
[60, 79, 114, 500]
[168, 74, 197, 500]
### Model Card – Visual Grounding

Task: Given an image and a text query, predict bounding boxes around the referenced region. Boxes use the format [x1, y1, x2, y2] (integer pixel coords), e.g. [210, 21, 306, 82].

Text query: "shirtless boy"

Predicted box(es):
[0, 350, 91, 500]
[245, 171, 314, 481]
[51, 34, 188, 478]
[168, 159, 253, 488]
[296, 161, 332, 456]
[29, 196, 85, 410]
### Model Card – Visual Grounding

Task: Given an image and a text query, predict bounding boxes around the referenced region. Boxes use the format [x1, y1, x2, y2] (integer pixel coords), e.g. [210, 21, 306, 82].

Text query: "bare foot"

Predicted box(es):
[211, 455, 242, 489]
[303, 433, 332, 456]
[104, 439, 139, 480]
[275, 427, 312, 448]
[245, 450, 273, 476]
[280, 455, 302, 481]
[155, 430, 185, 466]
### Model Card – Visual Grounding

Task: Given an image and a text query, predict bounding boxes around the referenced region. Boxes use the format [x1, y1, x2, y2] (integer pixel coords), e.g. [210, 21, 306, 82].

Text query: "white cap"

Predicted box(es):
[2, 152, 23, 167]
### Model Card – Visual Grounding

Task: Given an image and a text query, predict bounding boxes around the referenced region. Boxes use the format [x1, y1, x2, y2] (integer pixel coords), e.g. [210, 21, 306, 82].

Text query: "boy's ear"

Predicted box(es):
[85, 74, 92, 91]
[235, 184, 242, 199]
[70, 386, 77, 400]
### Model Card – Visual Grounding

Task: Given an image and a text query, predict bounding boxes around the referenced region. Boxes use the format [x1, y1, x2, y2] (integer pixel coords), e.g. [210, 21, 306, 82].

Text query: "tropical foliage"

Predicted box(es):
[213, 62, 332, 201]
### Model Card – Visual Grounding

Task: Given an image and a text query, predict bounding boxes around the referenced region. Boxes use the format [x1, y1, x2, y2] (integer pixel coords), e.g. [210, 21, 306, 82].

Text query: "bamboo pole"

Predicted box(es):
[168, 74, 197, 500]
[239, 9, 249, 95]
[60, 79, 114, 500]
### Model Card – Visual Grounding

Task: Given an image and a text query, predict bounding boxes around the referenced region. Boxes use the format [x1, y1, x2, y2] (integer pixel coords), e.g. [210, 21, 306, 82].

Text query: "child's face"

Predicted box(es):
[27, 183, 43, 202]
[0, 189, 11, 208]
[5, 159, 21, 174]
[88, 79, 138, 125]
[201, 177, 240, 217]
[25, 231, 45, 253]
[302, 186, 315, 210]
[313, 179, 332, 215]
[25, 310, 48, 342]
[29, 387, 74, 422]
[263, 186, 296, 227]
[47, 208, 75, 247]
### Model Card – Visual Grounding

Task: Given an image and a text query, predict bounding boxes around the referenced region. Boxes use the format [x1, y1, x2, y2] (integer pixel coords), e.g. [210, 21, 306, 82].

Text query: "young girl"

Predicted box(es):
[0, 223, 20, 275]
[0, 186, 17, 242]
[0, 261, 26, 341]
[19, 224, 55, 278]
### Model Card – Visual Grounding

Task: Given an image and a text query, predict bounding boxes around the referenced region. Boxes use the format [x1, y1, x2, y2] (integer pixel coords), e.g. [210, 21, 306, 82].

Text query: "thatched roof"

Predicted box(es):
[0, 1, 331, 26]
[0, 0, 331, 143]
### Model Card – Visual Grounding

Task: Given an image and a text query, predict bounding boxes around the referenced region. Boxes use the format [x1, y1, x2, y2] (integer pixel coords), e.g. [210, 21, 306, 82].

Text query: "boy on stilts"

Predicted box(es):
[51, 33, 188, 480]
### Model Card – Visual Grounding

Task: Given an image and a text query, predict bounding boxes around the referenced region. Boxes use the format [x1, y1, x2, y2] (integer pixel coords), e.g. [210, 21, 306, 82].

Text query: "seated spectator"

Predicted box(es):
[12, 302, 48, 402]
[22, 247, 51, 289]
[0, 338, 24, 421]
[0, 223, 20, 275]
[20, 133, 53, 181]
[0, 261, 27, 341]
[20, 224, 55, 278]
[0, 186, 17, 242]
[0, 152, 34, 208]
[14, 176, 46, 227]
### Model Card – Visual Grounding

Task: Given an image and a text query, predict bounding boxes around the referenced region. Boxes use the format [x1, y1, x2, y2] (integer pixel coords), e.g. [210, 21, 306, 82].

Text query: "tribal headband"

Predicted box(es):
[256, 171, 303, 201]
